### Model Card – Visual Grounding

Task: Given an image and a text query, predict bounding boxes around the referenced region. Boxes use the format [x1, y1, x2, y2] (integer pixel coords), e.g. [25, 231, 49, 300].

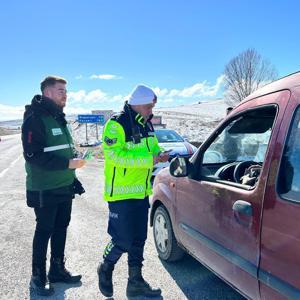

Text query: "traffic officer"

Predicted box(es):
[22, 76, 86, 296]
[97, 84, 169, 298]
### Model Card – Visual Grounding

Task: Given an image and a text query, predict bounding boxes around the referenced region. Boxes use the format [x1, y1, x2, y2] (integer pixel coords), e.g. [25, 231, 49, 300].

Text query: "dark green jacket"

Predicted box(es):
[22, 95, 76, 206]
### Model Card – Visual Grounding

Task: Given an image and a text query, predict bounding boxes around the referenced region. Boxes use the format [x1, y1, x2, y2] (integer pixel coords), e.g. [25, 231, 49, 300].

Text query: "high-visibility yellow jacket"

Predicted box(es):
[103, 104, 162, 201]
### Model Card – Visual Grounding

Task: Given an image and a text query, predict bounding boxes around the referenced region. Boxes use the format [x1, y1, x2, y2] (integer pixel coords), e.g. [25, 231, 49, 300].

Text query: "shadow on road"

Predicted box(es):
[29, 281, 82, 300]
[161, 254, 245, 300]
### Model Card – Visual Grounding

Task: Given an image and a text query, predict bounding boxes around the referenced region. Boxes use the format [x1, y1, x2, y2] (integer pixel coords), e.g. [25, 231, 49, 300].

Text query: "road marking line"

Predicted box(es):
[0, 155, 22, 178]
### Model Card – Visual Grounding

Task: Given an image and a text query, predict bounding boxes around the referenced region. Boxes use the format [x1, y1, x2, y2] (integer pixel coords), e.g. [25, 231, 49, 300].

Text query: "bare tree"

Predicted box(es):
[224, 48, 277, 105]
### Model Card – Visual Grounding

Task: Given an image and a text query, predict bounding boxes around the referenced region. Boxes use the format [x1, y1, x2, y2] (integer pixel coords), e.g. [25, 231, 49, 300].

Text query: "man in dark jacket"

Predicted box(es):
[22, 76, 86, 296]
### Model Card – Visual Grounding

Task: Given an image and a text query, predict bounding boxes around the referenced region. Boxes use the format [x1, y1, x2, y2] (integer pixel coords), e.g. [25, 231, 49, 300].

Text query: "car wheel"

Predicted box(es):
[153, 206, 184, 262]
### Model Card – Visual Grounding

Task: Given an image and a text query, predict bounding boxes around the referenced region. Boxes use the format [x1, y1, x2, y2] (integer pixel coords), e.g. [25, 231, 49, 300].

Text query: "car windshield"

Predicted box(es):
[155, 129, 184, 143]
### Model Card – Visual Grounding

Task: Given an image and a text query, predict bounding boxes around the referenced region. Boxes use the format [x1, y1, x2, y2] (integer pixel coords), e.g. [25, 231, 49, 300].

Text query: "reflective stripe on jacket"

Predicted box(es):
[103, 107, 161, 201]
[24, 115, 75, 191]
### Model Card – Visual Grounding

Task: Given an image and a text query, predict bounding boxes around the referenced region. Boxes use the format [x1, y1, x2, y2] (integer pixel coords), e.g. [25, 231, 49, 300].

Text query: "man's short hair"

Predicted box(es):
[40, 76, 67, 93]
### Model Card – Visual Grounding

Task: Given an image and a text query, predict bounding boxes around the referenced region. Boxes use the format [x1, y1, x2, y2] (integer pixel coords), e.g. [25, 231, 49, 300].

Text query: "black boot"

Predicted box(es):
[126, 266, 161, 298]
[48, 257, 82, 283]
[30, 264, 54, 296]
[97, 261, 114, 297]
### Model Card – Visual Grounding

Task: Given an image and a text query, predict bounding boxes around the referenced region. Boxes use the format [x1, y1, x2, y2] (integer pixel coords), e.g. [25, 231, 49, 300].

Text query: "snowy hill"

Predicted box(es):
[154, 99, 228, 143]
[0, 99, 228, 145]
[70, 99, 228, 146]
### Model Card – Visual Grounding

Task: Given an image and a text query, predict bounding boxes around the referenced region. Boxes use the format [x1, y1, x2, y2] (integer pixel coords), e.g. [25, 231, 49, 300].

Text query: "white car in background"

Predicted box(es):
[152, 129, 197, 179]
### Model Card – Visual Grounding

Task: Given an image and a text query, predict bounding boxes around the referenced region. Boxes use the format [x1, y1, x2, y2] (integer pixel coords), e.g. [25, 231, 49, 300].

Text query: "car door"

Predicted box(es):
[174, 91, 290, 300]
[259, 89, 300, 299]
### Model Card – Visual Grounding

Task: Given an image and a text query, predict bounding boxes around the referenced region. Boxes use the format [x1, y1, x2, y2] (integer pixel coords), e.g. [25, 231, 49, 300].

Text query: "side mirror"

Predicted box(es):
[169, 156, 188, 177]
[182, 135, 189, 142]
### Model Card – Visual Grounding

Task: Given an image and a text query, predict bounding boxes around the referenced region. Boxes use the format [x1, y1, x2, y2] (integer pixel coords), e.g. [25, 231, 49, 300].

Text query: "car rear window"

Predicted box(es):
[155, 130, 184, 143]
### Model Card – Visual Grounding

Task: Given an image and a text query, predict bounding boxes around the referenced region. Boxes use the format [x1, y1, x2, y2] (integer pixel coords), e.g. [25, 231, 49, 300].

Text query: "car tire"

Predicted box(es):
[153, 206, 185, 262]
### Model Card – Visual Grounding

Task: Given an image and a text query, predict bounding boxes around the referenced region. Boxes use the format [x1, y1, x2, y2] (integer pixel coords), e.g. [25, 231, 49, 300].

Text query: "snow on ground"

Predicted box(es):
[154, 99, 228, 143]
[70, 122, 102, 146]
[0, 99, 228, 146]
[70, 99, 229, 146]
[156, 99, 227, 119]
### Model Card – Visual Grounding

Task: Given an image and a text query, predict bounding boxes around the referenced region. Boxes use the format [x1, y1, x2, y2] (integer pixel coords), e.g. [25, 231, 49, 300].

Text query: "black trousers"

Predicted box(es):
[32, 199, 72, 266]
[103, 197, 149, 267]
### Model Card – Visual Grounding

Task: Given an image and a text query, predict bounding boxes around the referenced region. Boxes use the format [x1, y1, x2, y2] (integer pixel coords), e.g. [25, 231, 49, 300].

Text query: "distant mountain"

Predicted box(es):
[154, 99, 228, 142]
[0, 119, 22, 129]
[0, 99, 229, 142]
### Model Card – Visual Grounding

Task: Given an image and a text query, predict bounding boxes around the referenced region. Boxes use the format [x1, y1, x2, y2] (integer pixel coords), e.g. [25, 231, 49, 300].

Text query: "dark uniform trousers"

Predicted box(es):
[32, 198, 72, 265]
[103, 197, 150, 267]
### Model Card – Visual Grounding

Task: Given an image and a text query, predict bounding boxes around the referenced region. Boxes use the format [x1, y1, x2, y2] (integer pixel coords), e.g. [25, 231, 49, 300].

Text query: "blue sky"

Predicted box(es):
[0, 0, 299, 120]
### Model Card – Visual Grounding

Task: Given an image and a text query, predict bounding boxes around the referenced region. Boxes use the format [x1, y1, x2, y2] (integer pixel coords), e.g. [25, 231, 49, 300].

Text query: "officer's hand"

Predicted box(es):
[153, 156, 160, 164]
[158, 152, 170, 163]
[69, 158, 86, 169]
[153, 153, 169, 165]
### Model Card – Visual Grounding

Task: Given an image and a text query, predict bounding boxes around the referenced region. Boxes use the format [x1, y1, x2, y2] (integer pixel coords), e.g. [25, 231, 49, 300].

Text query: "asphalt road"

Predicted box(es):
[0, 134, 245, 300]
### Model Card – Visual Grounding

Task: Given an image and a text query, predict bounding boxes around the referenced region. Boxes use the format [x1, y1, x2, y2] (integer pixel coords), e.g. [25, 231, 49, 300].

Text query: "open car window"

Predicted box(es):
[201, 106, 277, 187]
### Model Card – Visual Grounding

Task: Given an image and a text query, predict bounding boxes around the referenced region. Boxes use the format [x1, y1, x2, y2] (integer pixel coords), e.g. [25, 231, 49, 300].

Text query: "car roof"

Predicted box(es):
[241, 71, 300, 105]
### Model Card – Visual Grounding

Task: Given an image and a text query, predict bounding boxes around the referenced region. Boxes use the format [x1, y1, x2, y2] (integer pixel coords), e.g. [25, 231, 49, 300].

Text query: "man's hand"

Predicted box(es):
[69, 158, 86, 169]
[153, 156, 160, 164]
[158, 151, 170, 163]
[153, 152, 170, 164]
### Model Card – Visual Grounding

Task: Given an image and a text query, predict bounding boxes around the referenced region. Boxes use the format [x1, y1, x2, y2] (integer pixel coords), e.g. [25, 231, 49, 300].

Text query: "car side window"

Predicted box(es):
[203, 123, 272, 165]
[278, 106, 300, 202]
[201, 106, 276, 187]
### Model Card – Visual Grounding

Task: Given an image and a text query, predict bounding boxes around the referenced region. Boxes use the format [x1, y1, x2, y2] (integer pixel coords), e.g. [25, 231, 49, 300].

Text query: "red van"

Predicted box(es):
[150, 71, 300, 299]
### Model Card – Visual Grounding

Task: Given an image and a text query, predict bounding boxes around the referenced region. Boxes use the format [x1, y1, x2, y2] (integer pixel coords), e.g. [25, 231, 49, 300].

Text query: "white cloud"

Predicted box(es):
[68, 89, 107, 104]
[68, 76, 225, 108]
[85, 90, 107, 103]
[0, 75, 225, 120]
[162, 98, 174, 103]
[166, 75, 224, 99]
[89, 74, 122, 80]
[68, 90, 125, 107]
[153, 75, 225, 104]
[153, 88, 169, 97]
[168, 89, 180, 98]
[68, 90, 86, 102]
[75, 74, 83, 80]
[64, 106, 91, 115]
[112, 95, 123, 102]
[0, 104, 24, 121]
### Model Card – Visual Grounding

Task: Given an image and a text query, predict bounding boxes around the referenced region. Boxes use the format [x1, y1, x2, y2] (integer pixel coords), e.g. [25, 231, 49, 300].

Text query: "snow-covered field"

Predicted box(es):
[154, 99, 228, 143]
[0, 99, 229, 145]
[70, 99, 228, 145]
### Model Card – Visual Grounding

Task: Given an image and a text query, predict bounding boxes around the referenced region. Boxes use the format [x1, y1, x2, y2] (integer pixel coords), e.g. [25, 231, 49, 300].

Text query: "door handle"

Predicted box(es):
[232, 200, 252, 216]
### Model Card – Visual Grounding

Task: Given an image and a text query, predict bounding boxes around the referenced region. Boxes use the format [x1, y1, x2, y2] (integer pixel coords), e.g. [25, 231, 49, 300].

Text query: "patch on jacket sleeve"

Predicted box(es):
[104, 136, 117, 146]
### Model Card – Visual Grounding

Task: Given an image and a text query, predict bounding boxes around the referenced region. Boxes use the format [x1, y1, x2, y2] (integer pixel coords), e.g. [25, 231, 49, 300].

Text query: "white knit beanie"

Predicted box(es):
[127, 84, 156, 105]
